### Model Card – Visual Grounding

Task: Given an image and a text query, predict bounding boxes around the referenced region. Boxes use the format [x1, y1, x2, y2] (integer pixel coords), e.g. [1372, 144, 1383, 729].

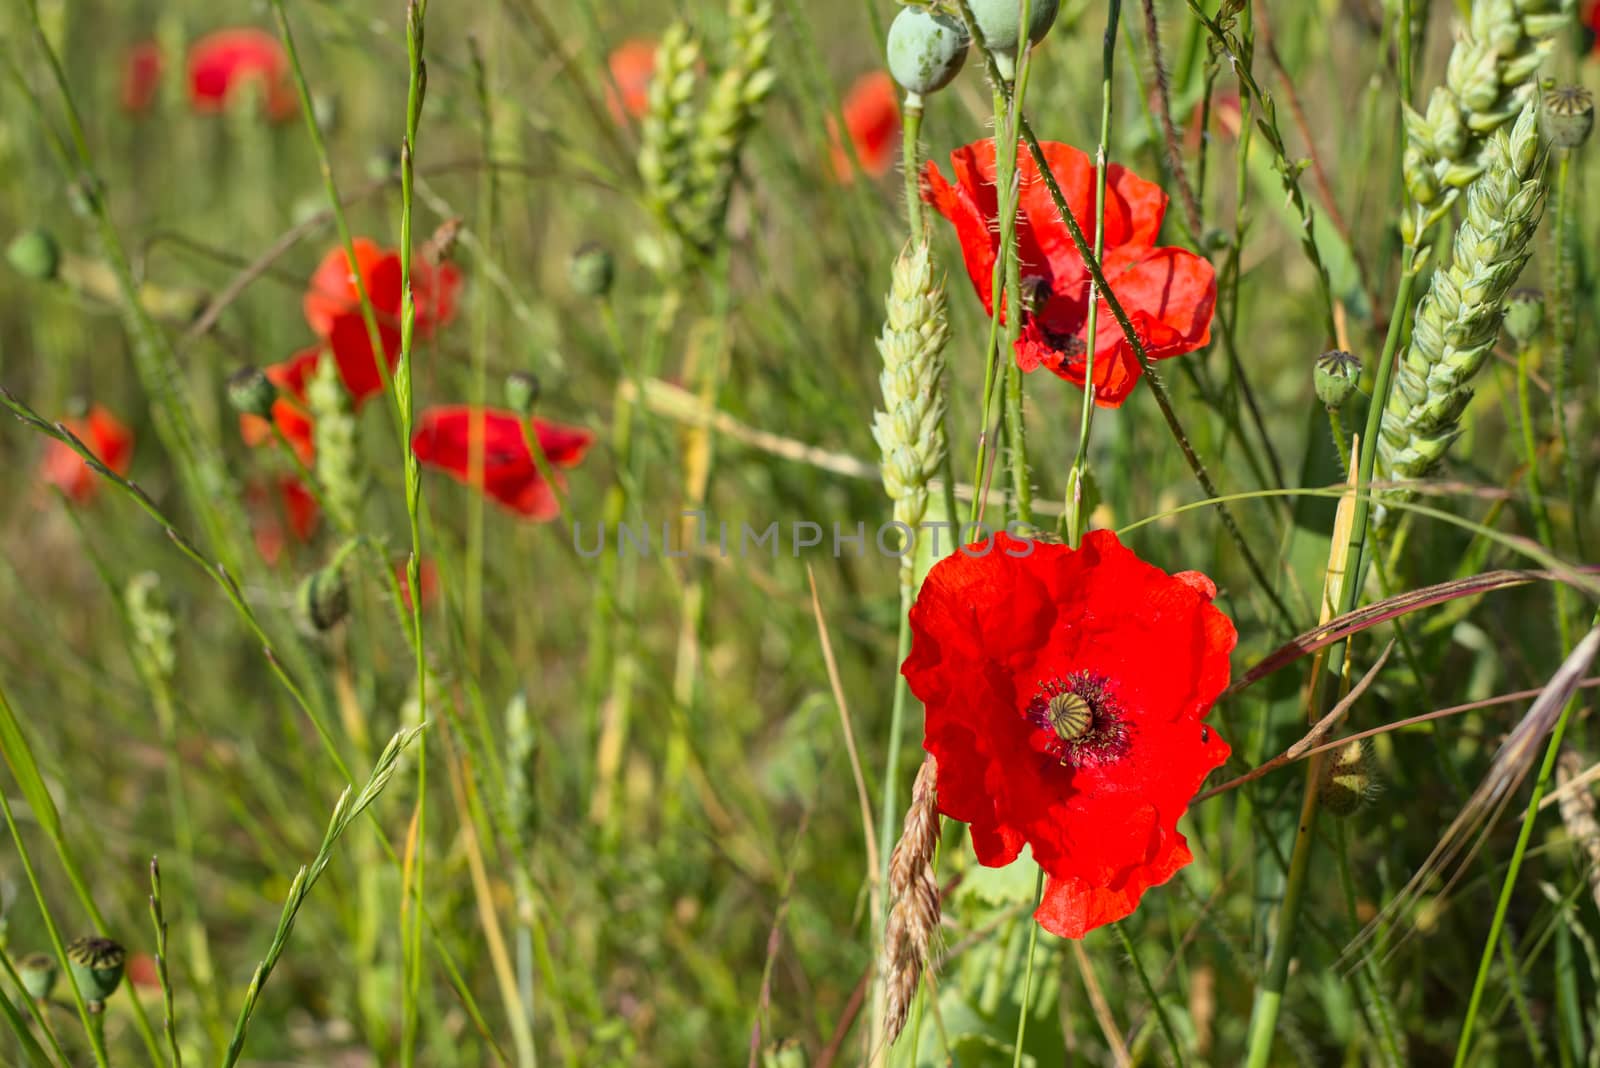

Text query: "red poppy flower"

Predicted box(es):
[303, 238, 461, 342]
[901, 530, 1234, 938]
[1586, 0, 1600, 50]
[239, 347, 320, 463]
[246, 476, 320, 563]
[325, 312, 402, 406]
[122, 41, 163, 114]
[411, 406, 593, 521]
[922, 140, 1216, 407]
[39, 405, 135, 504]
[828, 71, 901, 182]
[186, 28, 296, 121]
[125, 953, 161, 992]
[606, 38, 657, 122]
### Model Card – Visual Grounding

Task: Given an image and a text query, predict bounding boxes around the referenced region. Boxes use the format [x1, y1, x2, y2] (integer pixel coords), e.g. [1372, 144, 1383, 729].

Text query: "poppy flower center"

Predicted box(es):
[1025, 673, 1130, 768]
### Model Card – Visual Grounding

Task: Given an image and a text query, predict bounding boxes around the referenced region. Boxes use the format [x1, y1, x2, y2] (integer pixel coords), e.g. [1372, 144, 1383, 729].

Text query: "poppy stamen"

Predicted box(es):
[1026, 673, 1131, 768]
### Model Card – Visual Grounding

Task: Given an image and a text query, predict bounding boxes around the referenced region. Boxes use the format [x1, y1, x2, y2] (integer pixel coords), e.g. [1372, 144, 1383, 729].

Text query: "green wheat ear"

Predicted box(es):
[1400, 0, 1569, 239]
[873, 242, 950, 584]
[308, 355, 366, 531]
[1379, 104, 1547, 514]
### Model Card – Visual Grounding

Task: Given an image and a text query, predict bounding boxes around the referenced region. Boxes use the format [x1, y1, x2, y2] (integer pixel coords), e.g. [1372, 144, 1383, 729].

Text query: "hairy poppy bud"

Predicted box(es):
[1543, 84, 1594, 149]
[7, 229, 61, 281]
[1313, 350, 1361, 409]
[66, 936, 125, 1008]
[568, 242, 615, 297]
[968, 0, 1060, 54]
[18, 953, 57, 1001]
[226, 365, 278, 419]
[887, 8, 969, 97]
[1502, 289, 1545, 348]
[1319, 739, 1377, 817]
[297, 565, 350, 633]
[505, 371, 541, 416]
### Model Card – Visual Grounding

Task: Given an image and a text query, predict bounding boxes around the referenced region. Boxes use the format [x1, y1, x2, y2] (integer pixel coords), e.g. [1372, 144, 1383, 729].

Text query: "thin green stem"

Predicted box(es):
[1514, 342, 1574, 651]
[902, 92, 925, 242]
[1454, 616, 1600, 1064]
[1009, 869, 1046, 1068]
[1115, 921, 1186, 1067]
[1065, 0, 1121, 546]
[1550, 151, 1585, 564]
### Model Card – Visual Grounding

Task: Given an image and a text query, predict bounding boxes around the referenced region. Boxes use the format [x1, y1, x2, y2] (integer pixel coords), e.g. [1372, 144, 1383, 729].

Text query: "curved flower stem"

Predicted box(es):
[1454, 617, 1600, 1065]
[1114, 921, 1185, 1068]
[1016, 119, 1296, 632]
[1065, 0, 1121, 547]
[1009, 868, 1045, 1068]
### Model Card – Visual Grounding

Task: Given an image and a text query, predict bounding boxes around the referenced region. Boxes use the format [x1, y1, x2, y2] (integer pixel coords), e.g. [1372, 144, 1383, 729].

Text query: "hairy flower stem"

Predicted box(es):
[1065, 0, 1121, 548]
[1455, 617, 1600, 1064]
[1016, 119, 1296, 631]
[1550, 151, 1585, 563]
[902, 93, 926, 242]
[1514, 341, 1573, 651]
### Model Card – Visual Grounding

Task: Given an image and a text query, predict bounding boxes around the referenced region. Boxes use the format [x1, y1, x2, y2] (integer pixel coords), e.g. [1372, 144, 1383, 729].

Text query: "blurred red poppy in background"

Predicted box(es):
[239, 348, 320, 463]
[397, 556, 440, 612]
[247, 476, 320, 563]
[39, 405, 134, 504]
[303, 238, 460, 340]
[923, 139, 1215, 407]
[186, 28, 296, 121]
[606, 38, 657, 122]
[1585, 0, 1600, 53]
[902, 530, 1234, 939]
[828, 71, 901, 182]
[122, 41, 164, 114]
[411, 406, 593, 521]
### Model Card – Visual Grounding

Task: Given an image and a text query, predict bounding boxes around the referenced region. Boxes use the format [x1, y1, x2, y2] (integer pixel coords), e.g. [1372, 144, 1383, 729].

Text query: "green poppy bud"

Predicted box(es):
[1313, 350, 1361, 409]
[568, 242, 615, 298]
[1543, 85, 1594, 150]
[226, 366, 278, 420]
[18, 953, 57, 1001]
[297, 566, 350, 633]
[65, 936, 125, 1007]
[1502, 289, 1545, 348]
[887, 7, 969, 97]
[505, 371, 541, 416]
[967, 0, 1060, 54]
[7, 229, 60, 281]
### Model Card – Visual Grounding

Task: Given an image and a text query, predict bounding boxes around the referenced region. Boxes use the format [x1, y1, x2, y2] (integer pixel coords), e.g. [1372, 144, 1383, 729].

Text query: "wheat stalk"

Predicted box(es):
[1378, 104, 1546, 510]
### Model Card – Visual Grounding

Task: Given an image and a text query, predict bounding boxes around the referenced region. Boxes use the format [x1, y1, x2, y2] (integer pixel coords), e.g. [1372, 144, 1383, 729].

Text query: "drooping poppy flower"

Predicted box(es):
[186, 28, 296, 121]
[828, 71, 901, 182]
[411, 406, 593, 521]
[122, 41, 164, 114]
[239, 347, 320, 463]
[901, 529, 1234, 938]
[39, 405, 135, 504]
[922, 139, 1216, 407]
[605, 38, 657, 123]
[303, 238, 461, 341]
[246, 476, 320, 563]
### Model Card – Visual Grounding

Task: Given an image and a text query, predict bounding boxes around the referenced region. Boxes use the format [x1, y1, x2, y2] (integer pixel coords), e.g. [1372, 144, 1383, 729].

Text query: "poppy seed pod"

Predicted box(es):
[568, 243, 615, 297]
[297, 565, 350, 633]
[1502, 289, 1545, 348]
[1313, 350, 1361, 409]
[1542, 84, 1594, 150]
[65, 936, 125, 1007]
[226, 365, 278, 419]
[18, 953, 57, 1001]
[886, 7, 969, 97]
[967, 0, 1060, 54]
[7, 229, 61, 281]
[504, 371, 541, 416]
